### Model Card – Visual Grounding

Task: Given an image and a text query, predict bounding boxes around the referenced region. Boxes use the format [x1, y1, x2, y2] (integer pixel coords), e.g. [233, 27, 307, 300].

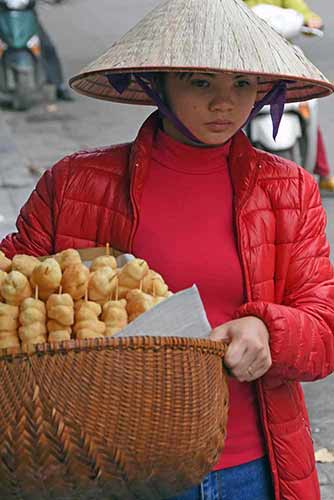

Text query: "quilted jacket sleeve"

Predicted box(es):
[0, 156, 70, 258]
[234, 172, 334, 381]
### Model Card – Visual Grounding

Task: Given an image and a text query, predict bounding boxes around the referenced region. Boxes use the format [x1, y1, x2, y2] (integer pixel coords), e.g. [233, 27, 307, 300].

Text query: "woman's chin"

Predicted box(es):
[197, 132, 233, 146]
[195, 125, 240, 145]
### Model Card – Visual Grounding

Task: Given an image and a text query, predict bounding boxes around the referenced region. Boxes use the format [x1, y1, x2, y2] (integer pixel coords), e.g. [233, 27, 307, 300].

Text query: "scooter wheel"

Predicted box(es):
[12, 71, 32, 111]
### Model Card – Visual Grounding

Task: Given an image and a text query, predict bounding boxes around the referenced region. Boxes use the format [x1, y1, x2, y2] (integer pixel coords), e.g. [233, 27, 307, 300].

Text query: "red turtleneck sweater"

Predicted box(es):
[133, 129, 265, 469]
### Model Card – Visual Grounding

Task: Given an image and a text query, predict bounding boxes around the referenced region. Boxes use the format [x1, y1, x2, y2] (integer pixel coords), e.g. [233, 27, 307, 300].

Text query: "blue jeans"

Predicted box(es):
[167, 457, 275, 500]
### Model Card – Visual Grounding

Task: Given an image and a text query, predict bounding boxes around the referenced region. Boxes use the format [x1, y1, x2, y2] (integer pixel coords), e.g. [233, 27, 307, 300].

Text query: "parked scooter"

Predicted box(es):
[247, 93, 319, 169]
[0, 0, 45, 110]
[246, 5, 323, 171]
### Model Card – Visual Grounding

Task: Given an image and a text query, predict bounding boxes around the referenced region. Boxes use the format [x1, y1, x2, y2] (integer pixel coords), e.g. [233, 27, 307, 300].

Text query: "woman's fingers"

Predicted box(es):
[241, 357, 272, 382]
[210, 316, 272, 382]
[209, 324, 231, 342]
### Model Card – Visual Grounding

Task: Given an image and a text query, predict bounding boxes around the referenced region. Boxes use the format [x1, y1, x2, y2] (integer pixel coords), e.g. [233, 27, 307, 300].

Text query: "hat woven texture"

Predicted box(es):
[70, 0, 334, 104]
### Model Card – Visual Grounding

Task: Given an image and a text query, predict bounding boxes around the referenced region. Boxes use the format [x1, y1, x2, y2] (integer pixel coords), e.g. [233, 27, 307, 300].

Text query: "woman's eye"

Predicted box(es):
[191, 79, 210, 88]
[235, 80, 250, 88]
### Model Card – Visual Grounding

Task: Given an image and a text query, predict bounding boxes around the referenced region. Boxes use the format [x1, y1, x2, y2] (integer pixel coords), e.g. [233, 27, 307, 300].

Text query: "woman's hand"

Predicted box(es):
[307, 16, 323, 29]
[209, 316, 272, 382]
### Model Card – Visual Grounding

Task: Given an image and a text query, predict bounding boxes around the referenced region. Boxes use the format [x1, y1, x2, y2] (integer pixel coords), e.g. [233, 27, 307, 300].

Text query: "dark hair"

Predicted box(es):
[151, 72, 195, 105]
[153, 72, 194, 84]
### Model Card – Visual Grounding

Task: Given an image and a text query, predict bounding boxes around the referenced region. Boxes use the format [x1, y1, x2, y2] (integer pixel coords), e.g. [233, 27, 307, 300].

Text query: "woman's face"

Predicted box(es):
[162, 72, 258, 146]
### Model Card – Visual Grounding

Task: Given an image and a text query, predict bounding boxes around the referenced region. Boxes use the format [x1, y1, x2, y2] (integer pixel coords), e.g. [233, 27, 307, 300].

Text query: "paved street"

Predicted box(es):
[0, 0, 333, 496]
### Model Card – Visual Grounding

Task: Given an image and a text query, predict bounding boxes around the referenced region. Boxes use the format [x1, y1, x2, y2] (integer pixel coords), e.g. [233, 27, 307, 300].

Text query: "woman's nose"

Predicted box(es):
[209, 92, 234, 111]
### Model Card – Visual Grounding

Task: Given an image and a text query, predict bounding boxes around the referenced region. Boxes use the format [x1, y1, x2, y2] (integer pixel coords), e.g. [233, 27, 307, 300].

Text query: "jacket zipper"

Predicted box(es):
[234, 162, 280, 500]
[128, 160, 140, 252]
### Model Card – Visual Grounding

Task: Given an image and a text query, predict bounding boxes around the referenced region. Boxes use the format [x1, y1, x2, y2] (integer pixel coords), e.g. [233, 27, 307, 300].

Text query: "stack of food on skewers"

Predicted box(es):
[0, 246, 172, 351]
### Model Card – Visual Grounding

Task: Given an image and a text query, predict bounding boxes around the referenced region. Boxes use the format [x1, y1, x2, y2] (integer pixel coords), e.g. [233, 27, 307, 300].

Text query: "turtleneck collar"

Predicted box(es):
[152, 128, 231, 175]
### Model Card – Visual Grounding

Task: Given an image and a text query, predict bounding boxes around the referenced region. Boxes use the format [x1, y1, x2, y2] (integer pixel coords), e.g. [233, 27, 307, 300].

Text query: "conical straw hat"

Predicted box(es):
[69, 0, 334, 104]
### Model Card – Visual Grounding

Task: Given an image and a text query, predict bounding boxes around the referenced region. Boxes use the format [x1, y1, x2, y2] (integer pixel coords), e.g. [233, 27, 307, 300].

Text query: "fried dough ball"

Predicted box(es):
[47, 318, 71, 341]
[0, 330, 18, 340]
[48, 328, 71, 342]
[19, 322, 47, 341]
[21, 336, 46, 353]
[0, 302, 19, 349]
[152, 296, 167, 306]
[20, 298, 46, 322]
[55, 249, 82, 271]
[47, 294, 74, 326]
[74, 300, 105, 339]
[1, 271, 32, 306]
[47, 320, 71, 333]
[90, 255, 117, 272]
[102, 299, 128, 336]
[0, 251, 11, 272]
[20, 308, 45, 324]
[0, 335, 20, 349]
[126, 289, 156, 322]
[0, 270, 7, 301]
[73, 319, 105, 336]
[141, 270, 169, 297]
[0, 316, 18, 331]
[75, 300, 101, 318]
[61, 263, 89, 300]
[0, 302, 19, 319]
[116, 286, 131, 299]
[31, 258, 62, 300]
[19, 297, 47, 347]
[118, 259, 149, 289]
[0, 270, 7, 286]
[74, 329, 104, 340]
[47, 293, 73, 308]
[46, 292, 74, 342]
[88, 267, 117, 305]
[12, 254, 39, 278]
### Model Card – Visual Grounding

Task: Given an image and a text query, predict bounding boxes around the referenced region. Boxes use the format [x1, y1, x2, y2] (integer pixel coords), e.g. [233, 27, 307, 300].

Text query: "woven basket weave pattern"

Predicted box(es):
[0, 337, 228, 500]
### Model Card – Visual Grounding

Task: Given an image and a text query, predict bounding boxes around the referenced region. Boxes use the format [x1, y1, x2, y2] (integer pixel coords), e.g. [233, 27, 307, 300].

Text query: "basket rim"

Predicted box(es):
[0, 336, 227, 361]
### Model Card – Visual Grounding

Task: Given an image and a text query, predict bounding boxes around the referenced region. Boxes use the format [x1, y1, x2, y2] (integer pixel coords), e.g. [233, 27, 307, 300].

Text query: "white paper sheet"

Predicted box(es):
[114, 285, 211, 339]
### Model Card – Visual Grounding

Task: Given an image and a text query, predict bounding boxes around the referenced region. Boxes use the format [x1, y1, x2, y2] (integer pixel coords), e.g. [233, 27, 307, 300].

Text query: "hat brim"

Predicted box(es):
[69, 67, 334, 105]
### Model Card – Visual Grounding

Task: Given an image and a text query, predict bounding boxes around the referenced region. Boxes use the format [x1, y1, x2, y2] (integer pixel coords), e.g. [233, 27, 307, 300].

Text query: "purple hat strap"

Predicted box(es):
[134, 74, 201, 143]
[106, 72, 201, 143]
[107, 73, 290, 143]
[245, 80, 288, 140]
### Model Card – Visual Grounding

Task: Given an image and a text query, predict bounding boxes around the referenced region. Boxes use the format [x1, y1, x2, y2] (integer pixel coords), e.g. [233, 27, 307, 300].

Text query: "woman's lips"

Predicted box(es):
[205, 121, 233, 132]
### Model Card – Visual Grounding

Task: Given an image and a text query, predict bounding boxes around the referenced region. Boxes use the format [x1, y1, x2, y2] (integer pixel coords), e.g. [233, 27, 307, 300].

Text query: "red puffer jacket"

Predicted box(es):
[1, 112, 334, 499]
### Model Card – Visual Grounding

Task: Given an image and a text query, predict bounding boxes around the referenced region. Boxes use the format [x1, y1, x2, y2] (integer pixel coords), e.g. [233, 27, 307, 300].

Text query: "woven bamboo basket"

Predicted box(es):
[0, 335, 228, 500]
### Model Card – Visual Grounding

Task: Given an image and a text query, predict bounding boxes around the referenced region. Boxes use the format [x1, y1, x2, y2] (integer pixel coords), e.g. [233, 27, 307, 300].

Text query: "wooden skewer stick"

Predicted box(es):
[59, 286, 62, 295]
[35, 285, 39, 301]
[139, 279, 143, 292]
[106, 242, 110, 256]
[84, 288, 88, 302]
[115, 277, 119, 302]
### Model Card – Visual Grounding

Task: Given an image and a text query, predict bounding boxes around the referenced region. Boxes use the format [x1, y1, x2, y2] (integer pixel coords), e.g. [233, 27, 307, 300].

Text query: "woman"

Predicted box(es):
[1, 0, 334, 498]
